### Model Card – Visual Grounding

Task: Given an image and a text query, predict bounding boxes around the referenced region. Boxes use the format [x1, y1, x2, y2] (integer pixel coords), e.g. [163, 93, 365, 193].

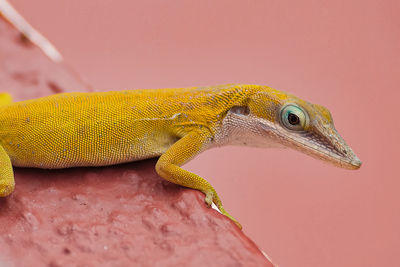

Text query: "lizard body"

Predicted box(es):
[0, 84, 361, 228]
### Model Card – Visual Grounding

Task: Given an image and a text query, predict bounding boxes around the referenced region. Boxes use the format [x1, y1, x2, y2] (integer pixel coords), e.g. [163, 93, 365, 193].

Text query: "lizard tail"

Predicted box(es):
[0, 93, 12, 106]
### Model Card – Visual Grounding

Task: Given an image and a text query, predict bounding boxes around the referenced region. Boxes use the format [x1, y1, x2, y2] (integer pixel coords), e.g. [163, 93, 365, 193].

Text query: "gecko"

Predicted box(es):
[0, 84, 361, 228]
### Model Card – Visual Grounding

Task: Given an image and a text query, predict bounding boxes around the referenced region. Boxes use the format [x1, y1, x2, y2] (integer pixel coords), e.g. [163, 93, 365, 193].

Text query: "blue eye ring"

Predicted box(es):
[280, 104, 308, 131]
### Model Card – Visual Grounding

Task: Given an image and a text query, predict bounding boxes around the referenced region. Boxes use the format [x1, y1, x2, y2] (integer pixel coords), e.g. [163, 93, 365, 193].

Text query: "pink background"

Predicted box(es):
[10, 0, 399, 266]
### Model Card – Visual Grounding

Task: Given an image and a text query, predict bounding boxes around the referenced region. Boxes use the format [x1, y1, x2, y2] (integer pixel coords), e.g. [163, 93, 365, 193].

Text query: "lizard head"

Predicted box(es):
[222, 85, 362, 170]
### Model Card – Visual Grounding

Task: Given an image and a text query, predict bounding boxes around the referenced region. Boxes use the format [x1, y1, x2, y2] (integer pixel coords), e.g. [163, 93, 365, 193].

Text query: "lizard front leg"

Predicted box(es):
[155, 130, 241, 229]
[0, 93, 15, 196]
[0, 145, 15, 197]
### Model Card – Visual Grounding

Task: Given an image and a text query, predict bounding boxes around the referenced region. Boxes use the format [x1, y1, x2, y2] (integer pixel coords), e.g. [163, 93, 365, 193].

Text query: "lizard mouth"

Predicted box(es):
[257, 119, 362, 170]
[283, 130, 362, 170]
[294, 133, 361, 169]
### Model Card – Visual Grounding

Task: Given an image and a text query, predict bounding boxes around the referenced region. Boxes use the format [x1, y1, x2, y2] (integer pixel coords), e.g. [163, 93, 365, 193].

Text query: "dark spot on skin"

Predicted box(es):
[18, 32, 32, 45]
[342, 149, 347, 154]
[47, 81, 63, 93]
[63, 248, 71, 255]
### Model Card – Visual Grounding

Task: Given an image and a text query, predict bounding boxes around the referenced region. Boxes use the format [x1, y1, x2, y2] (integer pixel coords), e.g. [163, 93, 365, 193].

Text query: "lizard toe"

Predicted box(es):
[0, 181, 14, 197]
[204, 191, 213, 207]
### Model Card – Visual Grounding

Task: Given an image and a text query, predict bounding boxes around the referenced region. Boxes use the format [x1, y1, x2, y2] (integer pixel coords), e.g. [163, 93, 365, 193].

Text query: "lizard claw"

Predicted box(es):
[219, 207, 242, 229]
[204, 190, 242, 229]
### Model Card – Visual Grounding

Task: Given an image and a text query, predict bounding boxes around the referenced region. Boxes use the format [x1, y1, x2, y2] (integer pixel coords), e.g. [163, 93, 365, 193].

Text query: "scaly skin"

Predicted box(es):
[0, 84, 361, 228]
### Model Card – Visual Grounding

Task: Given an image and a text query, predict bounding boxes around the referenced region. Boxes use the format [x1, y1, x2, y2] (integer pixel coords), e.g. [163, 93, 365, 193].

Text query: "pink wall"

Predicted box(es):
[10, 0, 400, 266]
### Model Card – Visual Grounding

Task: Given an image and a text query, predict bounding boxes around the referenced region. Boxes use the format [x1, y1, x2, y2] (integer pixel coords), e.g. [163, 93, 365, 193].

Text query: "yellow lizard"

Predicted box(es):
[0, 84, 361, 228]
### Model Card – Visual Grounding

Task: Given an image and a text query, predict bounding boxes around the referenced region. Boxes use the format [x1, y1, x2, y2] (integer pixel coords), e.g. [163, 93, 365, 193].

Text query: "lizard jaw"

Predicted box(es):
[279, 126, 362, 170]
[257, 119, 362, 170]
[294, 137, 362, 170]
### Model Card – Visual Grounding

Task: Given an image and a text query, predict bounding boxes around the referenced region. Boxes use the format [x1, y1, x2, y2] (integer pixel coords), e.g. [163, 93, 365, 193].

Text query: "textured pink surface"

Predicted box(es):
[7, 0, 400, 266]
[0, 14, 272, 266]
[0, 161, 270, 267]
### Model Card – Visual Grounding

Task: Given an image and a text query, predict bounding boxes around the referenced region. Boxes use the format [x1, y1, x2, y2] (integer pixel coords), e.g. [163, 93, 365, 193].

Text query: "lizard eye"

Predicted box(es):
[280, 104, 308, 131]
